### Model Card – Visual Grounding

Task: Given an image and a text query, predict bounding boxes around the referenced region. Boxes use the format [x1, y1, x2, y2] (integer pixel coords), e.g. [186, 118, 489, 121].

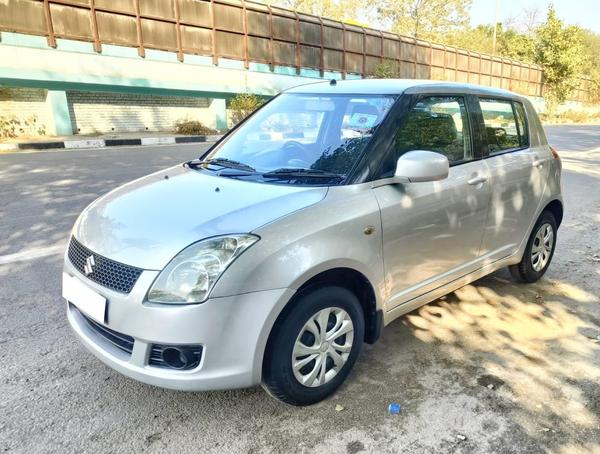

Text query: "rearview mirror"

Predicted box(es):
[394, 150, 449, 183]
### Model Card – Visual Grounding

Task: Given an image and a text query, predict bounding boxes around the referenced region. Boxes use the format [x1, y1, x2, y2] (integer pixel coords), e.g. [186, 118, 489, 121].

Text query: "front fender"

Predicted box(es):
[210, 183, 386, 311]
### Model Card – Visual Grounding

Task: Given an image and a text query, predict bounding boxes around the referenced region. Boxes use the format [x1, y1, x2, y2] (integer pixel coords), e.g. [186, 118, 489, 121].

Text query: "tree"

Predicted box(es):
[229, 93, 265, 125]
[442, 24, 495, 54]
[519, 6, 542, 35]
[270, 0, 364, 21]
[376, 0, 472, 40]
[579, 29, 600, 103]
[440, 24, 534, 62]
[497, 27, 535, 62]
[534, 6, 584, 113]
[371, 59, 400, 79]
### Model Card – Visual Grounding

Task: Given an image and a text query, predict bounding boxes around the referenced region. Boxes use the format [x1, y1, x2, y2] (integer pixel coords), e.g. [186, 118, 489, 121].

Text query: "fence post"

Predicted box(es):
[42, 0, 56, 48]
[134, 0, 145, 57]
[318, 16, 324, 77]
[266, 4, 274, 71]
[413, 38, 417, 79]
[210, 0, 217, 65]
[361, 26, 366, 77]
[341, 22, 347, 79]
[378, 30, 384, 71]
[241, 0, 249, 69]
[174, 0, 183, 62]
[89, 0, 101, 52]
[466, 50, 471, 83]
[429, 41, 433, 79]
[294, 10, 300, 75]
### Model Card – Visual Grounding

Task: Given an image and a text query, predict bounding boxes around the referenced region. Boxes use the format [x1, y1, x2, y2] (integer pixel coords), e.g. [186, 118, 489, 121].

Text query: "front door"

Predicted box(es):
[372, 94, 491, 310]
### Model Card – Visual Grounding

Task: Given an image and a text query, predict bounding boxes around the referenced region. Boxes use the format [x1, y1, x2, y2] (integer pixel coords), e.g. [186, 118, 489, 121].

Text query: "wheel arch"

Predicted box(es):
[544, 199, 563, 227]
[265, 267, 382, 359]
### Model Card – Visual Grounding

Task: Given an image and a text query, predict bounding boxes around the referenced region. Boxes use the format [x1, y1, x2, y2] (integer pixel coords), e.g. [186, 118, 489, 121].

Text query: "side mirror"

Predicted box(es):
[394, 150, 449, 183]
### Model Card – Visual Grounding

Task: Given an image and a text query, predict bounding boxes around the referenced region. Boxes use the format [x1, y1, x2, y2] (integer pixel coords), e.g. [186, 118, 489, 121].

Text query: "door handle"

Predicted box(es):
[468, 176, 487, 186]
[533, 159, 545, 168]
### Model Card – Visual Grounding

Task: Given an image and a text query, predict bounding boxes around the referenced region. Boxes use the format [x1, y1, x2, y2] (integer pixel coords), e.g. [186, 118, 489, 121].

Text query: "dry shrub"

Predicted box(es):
[174, 119, 217, 135]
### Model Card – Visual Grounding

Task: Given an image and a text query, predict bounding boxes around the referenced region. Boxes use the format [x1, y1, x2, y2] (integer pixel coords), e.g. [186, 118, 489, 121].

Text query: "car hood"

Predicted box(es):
[73, 165, 327, 269]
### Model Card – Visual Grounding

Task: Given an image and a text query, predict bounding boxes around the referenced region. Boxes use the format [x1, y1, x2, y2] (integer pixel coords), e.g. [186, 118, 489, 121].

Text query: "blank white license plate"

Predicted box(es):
[62, 273, 107, 323]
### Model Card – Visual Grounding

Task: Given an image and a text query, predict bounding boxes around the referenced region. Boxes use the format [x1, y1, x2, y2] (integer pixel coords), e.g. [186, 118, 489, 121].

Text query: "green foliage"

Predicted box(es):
[498, 28, 535, 63]
[174, 119, 217, 135]
[441, 24, 535, 62]
[271, 0, 364, 22]
[442, 25, 495, 54]
[371, 59, 400, 79]
[579, 29, 600, 103]
[229, 93, 265, 125]
[534, 7, 584, 111]
[377, 0, 472, 40]
[0, 114, 45, 139]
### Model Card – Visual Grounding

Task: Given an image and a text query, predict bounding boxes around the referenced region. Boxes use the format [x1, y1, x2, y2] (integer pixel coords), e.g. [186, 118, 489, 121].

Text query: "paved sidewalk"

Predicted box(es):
[0, 131, 223, 152]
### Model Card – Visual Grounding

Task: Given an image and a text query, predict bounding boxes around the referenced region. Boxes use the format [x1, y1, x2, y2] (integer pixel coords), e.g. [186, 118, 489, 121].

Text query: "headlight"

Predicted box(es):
[147, 234, 259, 304]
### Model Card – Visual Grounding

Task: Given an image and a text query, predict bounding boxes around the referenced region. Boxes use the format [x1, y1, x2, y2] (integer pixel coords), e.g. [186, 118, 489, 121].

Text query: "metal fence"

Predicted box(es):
[0, 0, 592, 102]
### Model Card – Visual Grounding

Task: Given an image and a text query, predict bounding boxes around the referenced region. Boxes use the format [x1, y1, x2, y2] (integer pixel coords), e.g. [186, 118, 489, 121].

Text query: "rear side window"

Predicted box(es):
[513, 102, 529, 148]
[479, 98, 524, 154]
[394, 96, 472, 165]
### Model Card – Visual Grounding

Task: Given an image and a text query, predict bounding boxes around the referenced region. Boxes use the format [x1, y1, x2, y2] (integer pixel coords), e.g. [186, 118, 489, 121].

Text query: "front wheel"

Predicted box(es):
[262, 286, 364, 406]
[509, 211, 557, 283]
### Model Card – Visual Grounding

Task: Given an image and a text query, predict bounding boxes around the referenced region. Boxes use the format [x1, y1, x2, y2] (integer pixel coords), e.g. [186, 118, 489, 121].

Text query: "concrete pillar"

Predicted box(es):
[210, 98, 227, 131]
[47, 90, 73, 136]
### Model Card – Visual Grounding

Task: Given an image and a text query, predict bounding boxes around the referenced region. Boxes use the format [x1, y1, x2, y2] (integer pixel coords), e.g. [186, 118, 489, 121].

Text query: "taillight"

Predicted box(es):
[549, 146, 560, 160]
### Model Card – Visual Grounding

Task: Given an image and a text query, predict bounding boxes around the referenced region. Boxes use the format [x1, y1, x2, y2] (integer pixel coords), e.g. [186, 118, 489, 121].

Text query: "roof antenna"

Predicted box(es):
[329, 78, 337, 86]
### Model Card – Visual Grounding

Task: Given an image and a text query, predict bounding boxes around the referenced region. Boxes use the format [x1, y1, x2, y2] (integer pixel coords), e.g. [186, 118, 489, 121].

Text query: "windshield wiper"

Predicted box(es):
[187, 158, 256, 173]
[262, 168, 344, 181]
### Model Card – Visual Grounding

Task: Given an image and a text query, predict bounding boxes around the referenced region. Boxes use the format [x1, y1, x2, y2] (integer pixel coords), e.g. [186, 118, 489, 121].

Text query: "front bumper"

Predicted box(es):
[64, 259, 294, 391]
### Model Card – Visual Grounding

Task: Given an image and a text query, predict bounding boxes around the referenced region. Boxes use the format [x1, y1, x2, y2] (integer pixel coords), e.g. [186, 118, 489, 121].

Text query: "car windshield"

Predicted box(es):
[199, 93, 396, 184]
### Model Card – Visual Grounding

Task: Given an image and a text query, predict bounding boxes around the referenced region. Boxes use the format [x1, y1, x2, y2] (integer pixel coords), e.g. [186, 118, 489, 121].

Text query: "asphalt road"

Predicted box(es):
[1, 125, 599, 453]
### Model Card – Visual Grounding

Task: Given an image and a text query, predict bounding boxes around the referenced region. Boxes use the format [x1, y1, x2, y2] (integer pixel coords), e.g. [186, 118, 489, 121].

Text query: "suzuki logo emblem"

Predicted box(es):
[84, 255, 96, 275]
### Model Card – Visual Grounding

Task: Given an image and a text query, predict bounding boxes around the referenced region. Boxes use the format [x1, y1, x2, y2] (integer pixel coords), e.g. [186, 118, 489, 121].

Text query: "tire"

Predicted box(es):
[509, 211, 557, 283]
[262, 286, 364, 406]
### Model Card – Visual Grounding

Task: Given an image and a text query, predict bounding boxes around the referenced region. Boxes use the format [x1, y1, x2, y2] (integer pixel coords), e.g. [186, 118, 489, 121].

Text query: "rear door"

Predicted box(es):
[477, 98, 549, 261]
[372, 94, 491, 309]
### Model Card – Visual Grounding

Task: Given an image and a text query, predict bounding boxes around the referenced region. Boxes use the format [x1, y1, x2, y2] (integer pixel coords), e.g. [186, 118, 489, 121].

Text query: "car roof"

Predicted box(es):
[285, 78, 522, 99]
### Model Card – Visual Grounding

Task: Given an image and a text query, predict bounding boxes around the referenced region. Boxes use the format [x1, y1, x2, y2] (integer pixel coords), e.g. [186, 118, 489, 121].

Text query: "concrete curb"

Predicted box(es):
[2, 134, 223, 151]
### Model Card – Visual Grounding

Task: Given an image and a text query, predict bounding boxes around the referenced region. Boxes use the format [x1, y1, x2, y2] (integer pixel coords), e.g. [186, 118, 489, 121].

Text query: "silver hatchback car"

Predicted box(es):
[63, 80, 562, 405]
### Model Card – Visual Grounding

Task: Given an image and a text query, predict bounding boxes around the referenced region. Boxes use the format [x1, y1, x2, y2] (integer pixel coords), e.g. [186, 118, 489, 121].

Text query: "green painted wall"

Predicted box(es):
[46, 90, 73, 135]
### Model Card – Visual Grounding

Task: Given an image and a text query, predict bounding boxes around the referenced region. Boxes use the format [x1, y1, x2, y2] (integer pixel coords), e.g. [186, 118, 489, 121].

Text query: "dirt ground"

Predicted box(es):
[0, 125, 598, 453]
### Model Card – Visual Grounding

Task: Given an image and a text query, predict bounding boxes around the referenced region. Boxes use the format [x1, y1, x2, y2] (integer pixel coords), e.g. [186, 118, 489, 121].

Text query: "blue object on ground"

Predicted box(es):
[388, 403, 401, 414]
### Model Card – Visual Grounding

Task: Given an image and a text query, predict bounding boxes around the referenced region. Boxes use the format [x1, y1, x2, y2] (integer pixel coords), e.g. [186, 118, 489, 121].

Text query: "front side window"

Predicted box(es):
[479, 98, 523, 154]
[394, 96, 472, 165]
[201, 93, 395, 184]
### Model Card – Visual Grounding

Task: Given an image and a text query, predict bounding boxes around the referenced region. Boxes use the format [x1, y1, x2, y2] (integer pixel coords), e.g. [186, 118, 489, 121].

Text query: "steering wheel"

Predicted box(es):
[282, 141, 313, 168]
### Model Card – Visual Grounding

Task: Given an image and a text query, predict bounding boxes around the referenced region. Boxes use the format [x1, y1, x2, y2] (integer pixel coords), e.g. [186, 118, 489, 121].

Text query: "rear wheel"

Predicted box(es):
[509, 211, 557, 283]
[262, 286, 364, 406]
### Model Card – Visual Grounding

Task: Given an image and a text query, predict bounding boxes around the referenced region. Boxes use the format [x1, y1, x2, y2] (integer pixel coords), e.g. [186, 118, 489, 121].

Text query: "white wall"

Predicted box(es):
[66, 91, 213, 134]
[0, 87, 54, 138]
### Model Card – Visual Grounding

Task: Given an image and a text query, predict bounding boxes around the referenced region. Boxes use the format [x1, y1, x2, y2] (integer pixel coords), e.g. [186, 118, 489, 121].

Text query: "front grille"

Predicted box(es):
[68, 237, 143, 294]
[73, 305, 203, 370]
[74, 305, 134, 355]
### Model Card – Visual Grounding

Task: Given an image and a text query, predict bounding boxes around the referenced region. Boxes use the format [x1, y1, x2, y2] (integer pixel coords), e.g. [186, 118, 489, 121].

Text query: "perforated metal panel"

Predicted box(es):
[50, 4, 94, 40]
[0, 0, 587, 100]
[68, 237, 143, 294]
[96, 11, 137, 46]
